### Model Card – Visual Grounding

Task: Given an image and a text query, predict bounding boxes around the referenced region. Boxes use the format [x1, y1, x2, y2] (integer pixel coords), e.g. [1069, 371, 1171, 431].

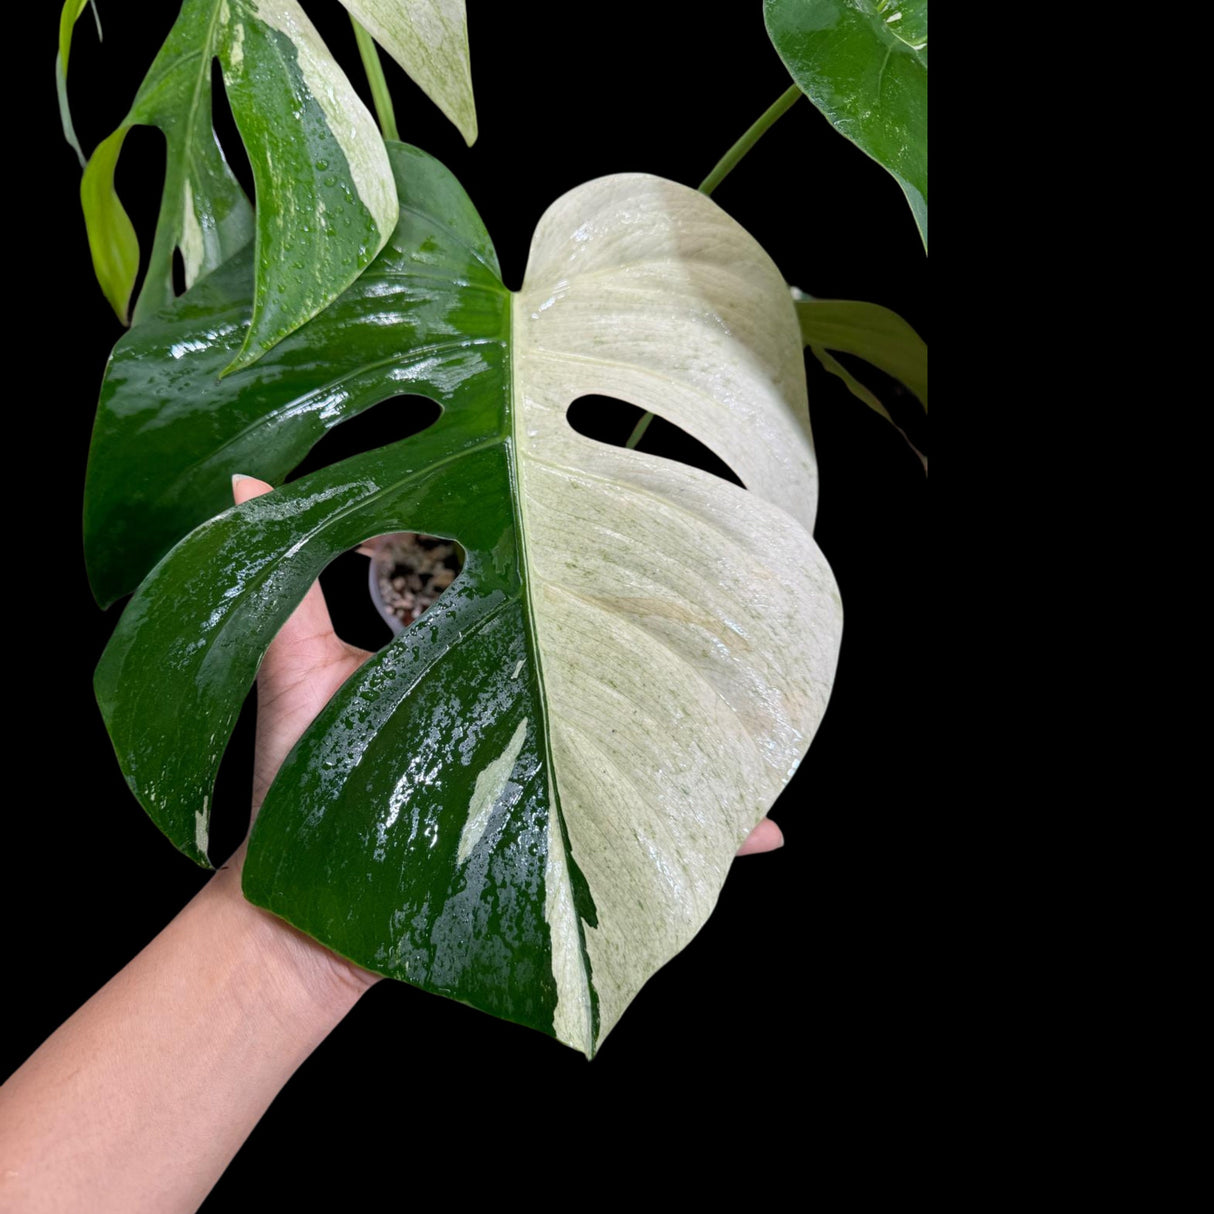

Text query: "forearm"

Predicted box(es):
[0, 866, 369, 1214]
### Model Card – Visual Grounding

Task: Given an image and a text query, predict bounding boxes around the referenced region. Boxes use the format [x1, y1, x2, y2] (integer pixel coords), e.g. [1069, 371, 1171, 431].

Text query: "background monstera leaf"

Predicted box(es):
[794, 292, 927, 467]
[78, 0, 476, 370]
[765, 0, 928, 250]
[91, 144, 842, 1055]
[345, 0, 477, 144]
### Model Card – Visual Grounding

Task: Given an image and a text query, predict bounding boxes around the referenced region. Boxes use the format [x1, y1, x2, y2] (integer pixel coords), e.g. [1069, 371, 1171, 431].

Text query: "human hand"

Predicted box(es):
[213, 474, 379, 1002]
[0, 473, 381, 1212]
[232, 474, 375, 820]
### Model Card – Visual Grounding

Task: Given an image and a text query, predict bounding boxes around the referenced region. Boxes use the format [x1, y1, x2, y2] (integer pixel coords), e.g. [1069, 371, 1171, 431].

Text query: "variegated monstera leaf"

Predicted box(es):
[90, 143, 842, 1055]
[78, 0, 475, 369]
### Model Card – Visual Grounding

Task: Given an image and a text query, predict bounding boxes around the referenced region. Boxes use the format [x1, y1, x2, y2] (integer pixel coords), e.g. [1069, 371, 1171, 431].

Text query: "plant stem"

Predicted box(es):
[624, 411, 654, 450]
[624, 88, 802, 451]
[350, 17, 399, 142]
[698, 84, 801, 196]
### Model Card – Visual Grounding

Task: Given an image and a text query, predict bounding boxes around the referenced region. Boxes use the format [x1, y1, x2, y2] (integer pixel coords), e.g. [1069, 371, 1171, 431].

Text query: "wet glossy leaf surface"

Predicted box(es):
[93, 144, 841, 1054]
[765, 0, 927, 249]
[80, 0, 397, 370]
[84, 144, 496, 608]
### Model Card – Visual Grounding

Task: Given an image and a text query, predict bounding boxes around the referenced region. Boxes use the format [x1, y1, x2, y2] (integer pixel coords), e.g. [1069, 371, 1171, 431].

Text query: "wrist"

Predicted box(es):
[0, 851, 380, 1214]
[204, 859, 378, 1031]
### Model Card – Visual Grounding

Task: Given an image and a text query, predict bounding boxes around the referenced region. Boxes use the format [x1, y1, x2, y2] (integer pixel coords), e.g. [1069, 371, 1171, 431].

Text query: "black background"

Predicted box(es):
[13, 2, 928, 1193]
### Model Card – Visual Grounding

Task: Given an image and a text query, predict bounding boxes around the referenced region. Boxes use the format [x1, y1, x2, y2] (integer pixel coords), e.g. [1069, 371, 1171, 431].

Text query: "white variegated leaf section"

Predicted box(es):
[244, 0, 397, 241]
[342, 0, 477, 144]
[513, 175, 842, 1051]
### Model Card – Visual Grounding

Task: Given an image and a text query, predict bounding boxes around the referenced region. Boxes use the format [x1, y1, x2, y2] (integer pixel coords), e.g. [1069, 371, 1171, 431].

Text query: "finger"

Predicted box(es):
[231, 473, 339, 658]
[736, 818, 784, 856]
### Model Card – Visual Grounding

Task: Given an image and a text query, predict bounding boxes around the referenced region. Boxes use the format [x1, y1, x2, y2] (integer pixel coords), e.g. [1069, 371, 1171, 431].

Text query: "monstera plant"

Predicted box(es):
[46, 0, 926, 1062]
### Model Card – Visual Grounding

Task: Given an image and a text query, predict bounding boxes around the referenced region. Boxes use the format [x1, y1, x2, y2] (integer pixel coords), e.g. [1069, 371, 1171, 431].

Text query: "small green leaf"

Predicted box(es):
[795, 296, 927, 409]
[341, 0, 477, 145]
[57, 0, 101, 166]
[765, 0, 927, 250]
[80, 127, 139, 324]
[58, 0, 94, 72]
[91, 144, 841, 1055]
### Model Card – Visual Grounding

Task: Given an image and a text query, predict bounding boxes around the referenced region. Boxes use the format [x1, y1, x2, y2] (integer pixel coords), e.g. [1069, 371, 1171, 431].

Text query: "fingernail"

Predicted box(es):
[231, 473, 253, 487]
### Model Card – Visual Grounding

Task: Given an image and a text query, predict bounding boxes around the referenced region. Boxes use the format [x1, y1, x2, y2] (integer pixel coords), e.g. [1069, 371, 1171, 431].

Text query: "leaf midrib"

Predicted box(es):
[507, 292, 596, 1053]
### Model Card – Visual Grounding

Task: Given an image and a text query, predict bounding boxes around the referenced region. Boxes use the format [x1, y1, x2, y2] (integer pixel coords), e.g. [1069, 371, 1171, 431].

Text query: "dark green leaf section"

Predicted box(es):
[92, 141, 586, 1047]
[245, 530, 561, 1034]
[765, 0, 927, 250]
[85, 143, 502, 608]
[95, 440, 562, 1038]
[219, 11, 389, 372]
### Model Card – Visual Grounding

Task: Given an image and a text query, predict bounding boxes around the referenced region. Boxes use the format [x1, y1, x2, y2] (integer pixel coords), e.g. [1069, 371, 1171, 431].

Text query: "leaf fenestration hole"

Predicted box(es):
[360, 533, 467, 637]
[211, 57, 254, 202]
[115, 124, 166, 307]
[317, 531, 466, 654]
[566, 395, 746, 489]
[171, 247, 187, 296]
[287, 395, 443, 483]
[205, 525, 466, 856]
[206, 691, 257, 868]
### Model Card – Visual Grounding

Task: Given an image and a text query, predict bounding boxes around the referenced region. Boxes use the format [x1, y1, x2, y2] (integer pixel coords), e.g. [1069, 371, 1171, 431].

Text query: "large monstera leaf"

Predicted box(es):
[91, 144, 842, 1055]
[80, 0, 475, 369]
[765, 0, 927, 250]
